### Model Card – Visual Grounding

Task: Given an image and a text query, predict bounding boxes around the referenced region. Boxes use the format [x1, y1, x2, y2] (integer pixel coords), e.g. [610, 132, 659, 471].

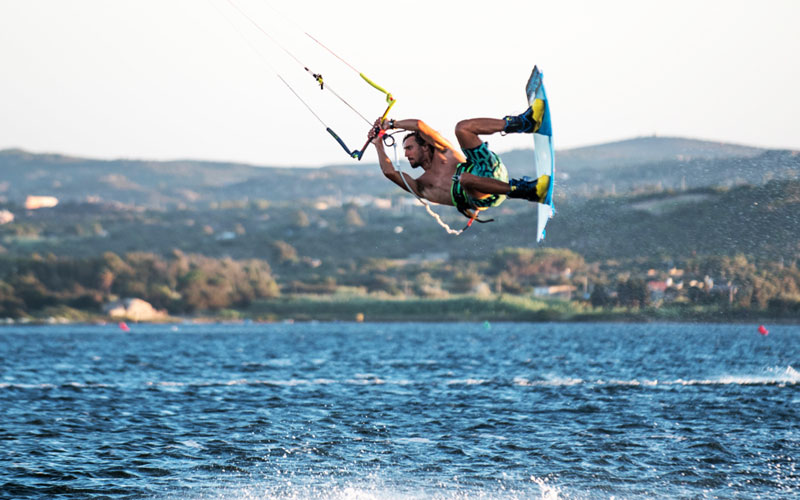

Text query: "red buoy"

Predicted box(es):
[758, 324, 769, 336]
[118, 321, 131, 332]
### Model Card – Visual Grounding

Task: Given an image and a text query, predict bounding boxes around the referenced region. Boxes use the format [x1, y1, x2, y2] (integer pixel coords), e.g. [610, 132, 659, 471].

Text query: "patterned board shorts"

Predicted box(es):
[450, 142, 509, 212]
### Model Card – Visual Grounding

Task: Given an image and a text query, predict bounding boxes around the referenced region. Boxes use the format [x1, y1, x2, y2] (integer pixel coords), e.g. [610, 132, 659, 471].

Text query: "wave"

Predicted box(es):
[673, 365, 799, 386]
[2, 366, 796, 392]
[513, 377, 585, 387]
[0, 381, 114, 390]
[446, 378, 488, 386]
[515, 366, 799, 387]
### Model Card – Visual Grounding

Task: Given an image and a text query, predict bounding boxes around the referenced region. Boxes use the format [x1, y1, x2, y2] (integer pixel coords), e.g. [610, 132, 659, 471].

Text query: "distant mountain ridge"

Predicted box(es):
[502, 136, 766, 170]
[1, 137, 797, 208]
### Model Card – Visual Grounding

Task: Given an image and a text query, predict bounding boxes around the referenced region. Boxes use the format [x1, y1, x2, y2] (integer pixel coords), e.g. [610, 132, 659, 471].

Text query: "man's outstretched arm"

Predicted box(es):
[370, 128, 422, 196]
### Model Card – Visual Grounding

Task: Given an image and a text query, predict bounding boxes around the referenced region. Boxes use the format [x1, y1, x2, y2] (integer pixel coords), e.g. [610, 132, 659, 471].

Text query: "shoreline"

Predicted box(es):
[2, 294, 797, 326]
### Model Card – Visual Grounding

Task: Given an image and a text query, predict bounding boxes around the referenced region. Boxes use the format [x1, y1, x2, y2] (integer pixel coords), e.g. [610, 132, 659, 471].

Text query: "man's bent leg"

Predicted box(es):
[459, 172, 509, 195]
[454, 118, 505, 150]
[453, 115, 549, 204]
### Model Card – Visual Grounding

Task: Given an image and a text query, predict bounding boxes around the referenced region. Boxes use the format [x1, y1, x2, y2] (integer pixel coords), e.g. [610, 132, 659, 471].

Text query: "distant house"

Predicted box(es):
[0, 209, 14, 224]
[313, 201, 331, 210]
[471, 282, 492, 297]
[687, 276, 715, 290]
[708, 282, 739, 304]
[25, 196, 59, 210]
[668, 267, 685, 277]
[407, 252, 449, 263]
[347, 196, 374, 207]
[372, 198, 392, 210]
[533, 285, 577, 300]
[103, 298, 167, 322]
[215, 231, 237, 241]
[647, 281, 669, 301]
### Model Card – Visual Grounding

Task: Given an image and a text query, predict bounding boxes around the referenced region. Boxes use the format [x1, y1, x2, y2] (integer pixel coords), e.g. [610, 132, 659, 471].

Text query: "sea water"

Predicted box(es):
[1, 322, 797, 499]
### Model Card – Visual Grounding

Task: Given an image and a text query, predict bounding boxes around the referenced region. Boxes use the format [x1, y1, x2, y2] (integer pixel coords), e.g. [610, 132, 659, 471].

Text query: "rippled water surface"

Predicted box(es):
[1, 322, 798, 499]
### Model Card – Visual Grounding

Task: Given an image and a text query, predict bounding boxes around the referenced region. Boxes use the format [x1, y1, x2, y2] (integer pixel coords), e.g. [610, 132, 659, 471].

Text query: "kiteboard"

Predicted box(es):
[525, 66, 555, 242]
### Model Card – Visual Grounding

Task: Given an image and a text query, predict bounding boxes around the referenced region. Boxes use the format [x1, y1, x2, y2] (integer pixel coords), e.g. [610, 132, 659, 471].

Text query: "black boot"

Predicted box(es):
[507, 175, 550, 202]
[503, 98, 546, 133]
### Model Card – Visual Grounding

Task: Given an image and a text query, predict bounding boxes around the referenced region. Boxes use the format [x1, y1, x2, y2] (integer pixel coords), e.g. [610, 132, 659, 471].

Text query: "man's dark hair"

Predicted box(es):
[403, 131, 426, 147]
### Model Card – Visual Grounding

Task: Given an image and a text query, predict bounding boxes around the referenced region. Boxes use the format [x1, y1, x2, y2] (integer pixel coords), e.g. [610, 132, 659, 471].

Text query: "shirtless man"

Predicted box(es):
[369, 105, 550, 220]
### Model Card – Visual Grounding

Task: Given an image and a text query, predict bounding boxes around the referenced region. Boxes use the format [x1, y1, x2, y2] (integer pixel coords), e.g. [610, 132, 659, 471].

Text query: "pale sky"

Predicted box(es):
[1, 0, 798, 167]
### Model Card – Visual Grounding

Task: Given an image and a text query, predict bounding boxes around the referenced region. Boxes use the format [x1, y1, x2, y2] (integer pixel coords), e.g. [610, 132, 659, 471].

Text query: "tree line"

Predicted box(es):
[2, 246, 798, 320]
[0, 251, 278, 318]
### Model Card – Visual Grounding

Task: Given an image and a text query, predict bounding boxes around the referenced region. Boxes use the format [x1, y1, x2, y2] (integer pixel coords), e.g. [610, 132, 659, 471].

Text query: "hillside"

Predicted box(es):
[2, 137, 797, 209]
[558, 149, 800, 198]
[1, 136, 798, 268]
[1, 179, 797, 266]
[543, 181, 800, 261]
[1, 154, 798, 321]
[505, 136, 765, 170]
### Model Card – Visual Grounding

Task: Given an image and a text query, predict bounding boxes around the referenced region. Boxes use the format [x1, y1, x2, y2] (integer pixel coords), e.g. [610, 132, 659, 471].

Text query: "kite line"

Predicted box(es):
[218, 0, 395, 160]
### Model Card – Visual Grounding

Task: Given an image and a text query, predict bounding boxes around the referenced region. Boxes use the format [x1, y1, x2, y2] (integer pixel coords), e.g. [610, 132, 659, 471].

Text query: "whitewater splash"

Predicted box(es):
[162, 475, 564, 500]
[670, 364, 799, 386]
[512, 366, 799, 387]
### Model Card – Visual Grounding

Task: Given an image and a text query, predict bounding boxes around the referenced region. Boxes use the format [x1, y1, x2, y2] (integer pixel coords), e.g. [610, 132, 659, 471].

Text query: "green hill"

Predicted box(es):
[529, 136, 764, 170]
[1, 138, 798, 321]
[1, 136, 798, 267]
[3, 137, 797, 209]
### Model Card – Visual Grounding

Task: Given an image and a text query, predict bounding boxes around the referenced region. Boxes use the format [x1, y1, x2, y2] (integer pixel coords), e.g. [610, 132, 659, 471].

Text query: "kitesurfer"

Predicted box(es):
[369, 106, 549, 220]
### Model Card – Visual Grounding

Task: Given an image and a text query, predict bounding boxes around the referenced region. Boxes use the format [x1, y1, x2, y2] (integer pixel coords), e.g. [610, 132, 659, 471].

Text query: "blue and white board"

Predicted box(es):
[525, 66, 555, 242]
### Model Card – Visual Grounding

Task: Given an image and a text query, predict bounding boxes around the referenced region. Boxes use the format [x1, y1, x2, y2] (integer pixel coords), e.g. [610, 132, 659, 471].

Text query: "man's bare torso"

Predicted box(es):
[416, 149, 462, 205]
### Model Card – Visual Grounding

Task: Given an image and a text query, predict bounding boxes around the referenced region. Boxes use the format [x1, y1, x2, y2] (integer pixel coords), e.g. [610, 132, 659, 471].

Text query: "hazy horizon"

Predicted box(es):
[0, 133, 784, 169]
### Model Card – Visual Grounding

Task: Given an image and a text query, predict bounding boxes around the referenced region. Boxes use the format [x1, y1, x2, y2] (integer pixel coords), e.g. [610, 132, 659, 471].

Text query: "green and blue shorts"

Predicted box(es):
[450, 142, 508, 214]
